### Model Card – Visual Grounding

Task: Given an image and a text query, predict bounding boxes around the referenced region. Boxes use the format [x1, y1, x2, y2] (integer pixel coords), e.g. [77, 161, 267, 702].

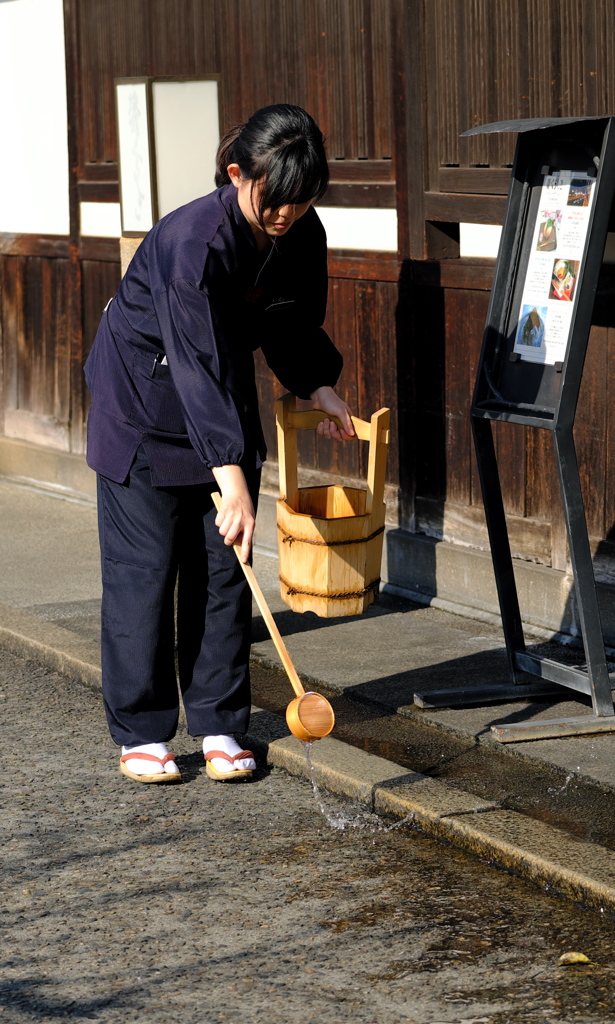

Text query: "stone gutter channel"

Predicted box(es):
[2, 600, 615, 916]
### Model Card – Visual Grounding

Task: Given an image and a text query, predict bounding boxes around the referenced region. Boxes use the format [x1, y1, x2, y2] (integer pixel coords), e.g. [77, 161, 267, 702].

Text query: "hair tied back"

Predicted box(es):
[214, 104, 329, 224]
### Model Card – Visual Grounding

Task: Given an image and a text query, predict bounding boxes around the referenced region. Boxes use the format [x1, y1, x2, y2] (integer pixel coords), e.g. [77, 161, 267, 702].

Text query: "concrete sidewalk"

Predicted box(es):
[4, 475, 615, 912]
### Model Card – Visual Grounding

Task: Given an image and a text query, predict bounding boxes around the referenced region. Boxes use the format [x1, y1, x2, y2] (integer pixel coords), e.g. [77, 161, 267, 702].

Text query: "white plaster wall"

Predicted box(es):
[316, 207, 397, 251]
[459, 223, 502, 258]
[80, 203, 121, 237]
[0, 0, 69, 235]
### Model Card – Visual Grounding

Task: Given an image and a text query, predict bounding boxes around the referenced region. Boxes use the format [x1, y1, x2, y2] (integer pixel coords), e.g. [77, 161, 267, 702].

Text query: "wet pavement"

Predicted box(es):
[250, 660, 615, 852]
[3, 647, 615, 1024]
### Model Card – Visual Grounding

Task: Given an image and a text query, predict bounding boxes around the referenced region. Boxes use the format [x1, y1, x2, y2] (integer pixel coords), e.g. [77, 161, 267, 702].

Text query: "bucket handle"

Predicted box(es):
[276, 393, 390, 515]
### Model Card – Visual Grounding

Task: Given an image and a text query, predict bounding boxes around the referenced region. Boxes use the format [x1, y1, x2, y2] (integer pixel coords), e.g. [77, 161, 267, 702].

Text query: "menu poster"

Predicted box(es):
[513, 170, 595, 365]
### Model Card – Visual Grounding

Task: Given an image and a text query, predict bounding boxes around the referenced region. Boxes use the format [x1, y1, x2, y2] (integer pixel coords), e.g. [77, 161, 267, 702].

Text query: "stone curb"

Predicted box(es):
[0, 603, 102, 690]
[3, 610, 615, 914]
[247, 709, 615, 915]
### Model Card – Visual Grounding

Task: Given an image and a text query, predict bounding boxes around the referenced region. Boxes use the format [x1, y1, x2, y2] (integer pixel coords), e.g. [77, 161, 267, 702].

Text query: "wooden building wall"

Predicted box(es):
[392, 0, 615, 580]
[395, 0, 615, 258]
[402, 259, 615, 577]
[74, 0, 395, 208]
[3, 0, 615, 595]
[0, 0, 398, 494]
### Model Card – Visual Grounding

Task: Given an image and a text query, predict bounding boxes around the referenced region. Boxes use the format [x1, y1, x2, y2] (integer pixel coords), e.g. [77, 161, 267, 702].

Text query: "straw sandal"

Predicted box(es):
[203, 749, 255, 782]
[119, 751, 181, 784]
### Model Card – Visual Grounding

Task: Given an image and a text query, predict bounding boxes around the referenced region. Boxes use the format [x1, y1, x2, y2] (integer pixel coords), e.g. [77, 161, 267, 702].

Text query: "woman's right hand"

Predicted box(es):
[310, 386, 355, 441]
[211, 465, 255, 563]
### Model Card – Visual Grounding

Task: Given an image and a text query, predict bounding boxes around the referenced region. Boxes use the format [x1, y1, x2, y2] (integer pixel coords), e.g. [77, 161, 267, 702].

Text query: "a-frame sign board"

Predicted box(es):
[414, 116, 615, 742]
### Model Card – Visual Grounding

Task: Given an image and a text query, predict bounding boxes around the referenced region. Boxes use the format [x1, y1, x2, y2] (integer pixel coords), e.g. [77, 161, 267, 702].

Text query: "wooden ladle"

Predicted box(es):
[212, 493, 335, 742]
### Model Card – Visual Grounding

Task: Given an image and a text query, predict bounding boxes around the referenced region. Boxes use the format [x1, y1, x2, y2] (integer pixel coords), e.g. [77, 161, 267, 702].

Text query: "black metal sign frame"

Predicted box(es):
[414, 116, 615, 741]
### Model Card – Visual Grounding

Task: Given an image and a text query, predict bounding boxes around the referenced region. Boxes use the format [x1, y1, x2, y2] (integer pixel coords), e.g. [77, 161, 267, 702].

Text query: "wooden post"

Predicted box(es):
[63, 0, 85, 455]
[391, 0, 428, 260]
[276, 393, 298, 508]
[120, 237, 143, 278]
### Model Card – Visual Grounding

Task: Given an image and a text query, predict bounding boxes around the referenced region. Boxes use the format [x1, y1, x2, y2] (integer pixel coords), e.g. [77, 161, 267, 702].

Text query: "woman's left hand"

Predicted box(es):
[310, 386, 355, 441]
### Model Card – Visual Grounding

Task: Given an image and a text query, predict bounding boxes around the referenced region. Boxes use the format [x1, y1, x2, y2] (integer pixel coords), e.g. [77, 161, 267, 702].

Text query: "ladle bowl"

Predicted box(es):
[286, 691, 336, 742]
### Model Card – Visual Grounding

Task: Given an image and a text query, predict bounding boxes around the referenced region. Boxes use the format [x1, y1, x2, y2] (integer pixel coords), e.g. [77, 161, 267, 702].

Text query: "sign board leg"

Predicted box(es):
[553, 426, 614, 717]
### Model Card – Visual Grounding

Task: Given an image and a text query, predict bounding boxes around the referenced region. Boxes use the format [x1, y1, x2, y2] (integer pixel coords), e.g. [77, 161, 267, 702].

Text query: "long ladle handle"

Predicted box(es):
[211, 492, 306, 699]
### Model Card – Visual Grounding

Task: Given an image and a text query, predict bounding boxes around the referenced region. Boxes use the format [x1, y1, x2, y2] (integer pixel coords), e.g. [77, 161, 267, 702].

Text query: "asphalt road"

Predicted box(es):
[3, 649, 615, 1024]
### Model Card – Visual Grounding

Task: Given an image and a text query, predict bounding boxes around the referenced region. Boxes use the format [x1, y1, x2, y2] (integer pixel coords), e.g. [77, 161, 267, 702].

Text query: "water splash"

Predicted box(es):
[547, 772, 574, 797]
[303, 742, 412, 833]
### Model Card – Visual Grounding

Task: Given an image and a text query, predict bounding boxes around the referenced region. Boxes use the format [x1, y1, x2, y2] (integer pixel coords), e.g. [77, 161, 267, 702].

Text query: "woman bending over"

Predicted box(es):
[85, 104, 353, 783]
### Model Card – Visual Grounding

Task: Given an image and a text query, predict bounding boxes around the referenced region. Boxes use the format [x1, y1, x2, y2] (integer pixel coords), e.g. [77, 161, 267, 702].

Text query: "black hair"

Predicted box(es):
[215, 104, 329, 224]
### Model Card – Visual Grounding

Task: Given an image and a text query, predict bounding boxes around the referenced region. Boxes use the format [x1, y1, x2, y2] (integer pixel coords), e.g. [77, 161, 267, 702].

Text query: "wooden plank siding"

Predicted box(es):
[68, 0, 395, 209]
[405, 259, 615, 571]
[0, 238, 399, 487]
[0, 1, 399, 488]
[386, 0, 615, 578]
[5, 0, 615, 596]
[0, 254, 72, 450]
[401, 0, 615, 256]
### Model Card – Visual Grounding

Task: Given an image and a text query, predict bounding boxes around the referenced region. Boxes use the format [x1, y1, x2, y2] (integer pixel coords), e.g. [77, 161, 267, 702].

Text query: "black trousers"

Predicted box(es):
[97, 447, 259, 747]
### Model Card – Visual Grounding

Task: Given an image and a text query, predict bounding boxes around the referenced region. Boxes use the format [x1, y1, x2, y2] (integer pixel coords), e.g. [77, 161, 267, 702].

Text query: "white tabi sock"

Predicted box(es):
[121, 742, 179, 775]
[202, 735, 256, 774]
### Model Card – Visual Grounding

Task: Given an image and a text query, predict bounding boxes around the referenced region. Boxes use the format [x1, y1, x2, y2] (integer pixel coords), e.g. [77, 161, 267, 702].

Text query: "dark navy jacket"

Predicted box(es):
[84, 184, 342, 486]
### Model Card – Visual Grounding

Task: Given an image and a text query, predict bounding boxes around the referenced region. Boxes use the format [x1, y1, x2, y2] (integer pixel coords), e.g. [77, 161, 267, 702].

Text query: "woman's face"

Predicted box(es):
[227, 164, 313, 240]
[261, 197, 313, 237]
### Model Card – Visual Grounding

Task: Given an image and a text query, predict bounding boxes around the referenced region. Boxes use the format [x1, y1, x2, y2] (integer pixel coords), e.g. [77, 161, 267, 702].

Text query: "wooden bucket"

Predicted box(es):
[276, 393, 390, 618]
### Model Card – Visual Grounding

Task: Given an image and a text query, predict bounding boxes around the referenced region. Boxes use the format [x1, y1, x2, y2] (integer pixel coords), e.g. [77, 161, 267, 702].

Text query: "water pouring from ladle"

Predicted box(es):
[212, 493, 335, 742]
